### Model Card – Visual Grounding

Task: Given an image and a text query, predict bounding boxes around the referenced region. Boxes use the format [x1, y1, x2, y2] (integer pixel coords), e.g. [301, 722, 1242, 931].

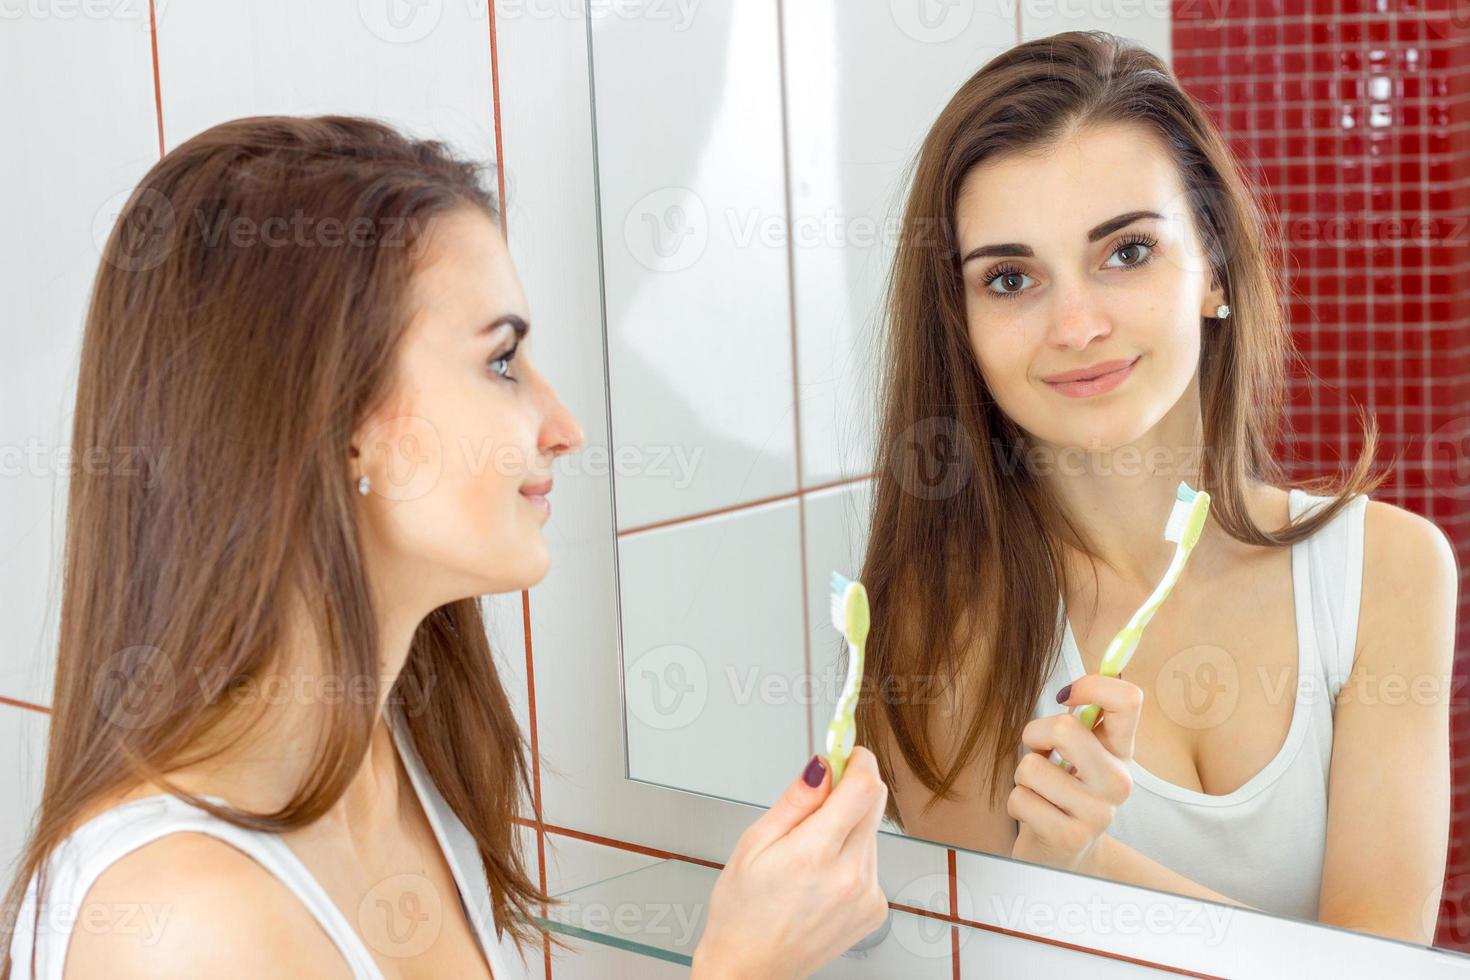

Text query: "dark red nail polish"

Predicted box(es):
[802, 754, 827, 787]
[1056, 683, 1072, 703]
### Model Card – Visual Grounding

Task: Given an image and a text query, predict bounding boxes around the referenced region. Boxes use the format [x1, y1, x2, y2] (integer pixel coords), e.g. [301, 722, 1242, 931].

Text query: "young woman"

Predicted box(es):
[856, 31, 1454, 945]
[1, 115, 890, 979]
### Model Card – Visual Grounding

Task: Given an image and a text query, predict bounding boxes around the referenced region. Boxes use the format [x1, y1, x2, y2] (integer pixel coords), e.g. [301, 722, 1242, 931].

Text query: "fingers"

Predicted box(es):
[732, 753, 833, 861]
[1020, 713, 1132, 803]
[787, 746, 887, 861]
[837, 753, 889, 860]
[1056, 674, 1144, 761]
[1006, 782, 1074, 843]
[1012, 749, 1122, 828]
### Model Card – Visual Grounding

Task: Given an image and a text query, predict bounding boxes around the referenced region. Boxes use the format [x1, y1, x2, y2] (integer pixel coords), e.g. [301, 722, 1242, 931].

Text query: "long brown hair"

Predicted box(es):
[1, 114, 568, 975]
[855, 31, 1390, 829]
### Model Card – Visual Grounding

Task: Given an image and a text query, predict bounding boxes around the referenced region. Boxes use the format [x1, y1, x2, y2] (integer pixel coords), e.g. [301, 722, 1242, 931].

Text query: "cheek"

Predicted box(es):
[968, 319, 1033, 401]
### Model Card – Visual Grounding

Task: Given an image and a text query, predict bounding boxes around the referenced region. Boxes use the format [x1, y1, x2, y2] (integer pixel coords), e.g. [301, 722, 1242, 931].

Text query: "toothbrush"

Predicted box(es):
[1050, 481, 1211, 770]
[825, 571, 870, 786]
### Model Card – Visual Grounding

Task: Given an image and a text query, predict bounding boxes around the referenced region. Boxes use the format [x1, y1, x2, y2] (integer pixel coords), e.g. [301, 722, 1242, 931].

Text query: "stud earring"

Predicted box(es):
[1214, 303, 1231, 319]
[357, 475, 371, 496]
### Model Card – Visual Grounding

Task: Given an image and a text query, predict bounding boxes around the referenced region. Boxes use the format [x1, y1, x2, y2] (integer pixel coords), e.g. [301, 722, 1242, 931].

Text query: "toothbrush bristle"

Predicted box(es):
[1163, 481, 1210, 547]
[831, 572, 852, 631]
[830, 571, 870, 644]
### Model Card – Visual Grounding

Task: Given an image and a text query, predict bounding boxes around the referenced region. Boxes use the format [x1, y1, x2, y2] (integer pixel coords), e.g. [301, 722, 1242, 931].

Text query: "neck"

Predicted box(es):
[161, 552, 438, 852]
[1039, 379, 1213, 597]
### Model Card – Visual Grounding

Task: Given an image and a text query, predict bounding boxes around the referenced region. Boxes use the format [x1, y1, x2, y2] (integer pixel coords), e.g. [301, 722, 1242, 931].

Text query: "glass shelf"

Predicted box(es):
[529, 857, 958, 975]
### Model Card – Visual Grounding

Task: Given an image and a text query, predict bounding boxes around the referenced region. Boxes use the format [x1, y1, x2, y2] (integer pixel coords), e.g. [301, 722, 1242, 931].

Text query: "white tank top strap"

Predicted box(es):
[9, 793, 385, 980]
[1288, 487, 1371, 711]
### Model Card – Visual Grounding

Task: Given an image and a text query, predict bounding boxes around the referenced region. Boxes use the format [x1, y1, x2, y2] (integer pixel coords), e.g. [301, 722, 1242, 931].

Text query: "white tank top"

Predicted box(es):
[1033, 488, 1370, 919]
[7, 704, 513, 979]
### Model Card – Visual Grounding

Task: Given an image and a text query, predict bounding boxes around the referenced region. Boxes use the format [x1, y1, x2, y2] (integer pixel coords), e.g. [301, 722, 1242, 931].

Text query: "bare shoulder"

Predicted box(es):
[62, 831, 350, 980]
[1355, 497, 1458, 673]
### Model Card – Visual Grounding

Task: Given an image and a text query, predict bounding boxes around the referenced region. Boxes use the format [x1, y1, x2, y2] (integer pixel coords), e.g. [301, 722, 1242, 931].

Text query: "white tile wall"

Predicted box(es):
[0, 7, 160, 708]
[782, 0, 1015, 488]
[590, 1, 798, 531]
[618, 499, 809, 807]
[0, 707, 48, 882]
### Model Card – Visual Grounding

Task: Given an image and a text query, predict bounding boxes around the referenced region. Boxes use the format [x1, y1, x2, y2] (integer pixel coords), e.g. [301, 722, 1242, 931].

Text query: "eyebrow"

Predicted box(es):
[959, 210, 1164, 265]
[479, 314, 530, 338]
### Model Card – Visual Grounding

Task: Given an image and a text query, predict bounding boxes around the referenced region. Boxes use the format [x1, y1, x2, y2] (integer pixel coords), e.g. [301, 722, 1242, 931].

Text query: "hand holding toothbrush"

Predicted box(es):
[1009, 672, 1144, 874]
[1050, 480, 1210, 770]
[693, 747, 890, 980]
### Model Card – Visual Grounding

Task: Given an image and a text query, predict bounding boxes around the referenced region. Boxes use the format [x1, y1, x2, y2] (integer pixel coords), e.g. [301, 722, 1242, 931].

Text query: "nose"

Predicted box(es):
[1045, 282, 1113, 351]
[537, 375, 585, 461]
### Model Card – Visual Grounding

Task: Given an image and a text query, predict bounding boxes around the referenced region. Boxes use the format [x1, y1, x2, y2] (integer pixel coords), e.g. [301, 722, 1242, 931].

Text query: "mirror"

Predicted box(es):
[590, 5, 1468, 959]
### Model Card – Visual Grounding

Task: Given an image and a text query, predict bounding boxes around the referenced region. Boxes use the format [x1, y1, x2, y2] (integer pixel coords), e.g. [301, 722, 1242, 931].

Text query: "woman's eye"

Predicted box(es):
[487, 343, 519, 381]
[980, 235, 1159, 301]
[983, 265, 1032, 300]
[1105, 236, 1157, 269]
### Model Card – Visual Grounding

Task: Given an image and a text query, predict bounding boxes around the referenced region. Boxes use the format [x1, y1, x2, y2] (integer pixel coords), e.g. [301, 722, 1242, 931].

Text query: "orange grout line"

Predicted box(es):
[0, 696, 49, 715]
[483, 6, 550, 976]
[615, 472, 874, 538]
[949, 848, 960, 978]
[532, 821, 725, 870]
[514, 821, 1224, 978]
[147, 0, 164, 155]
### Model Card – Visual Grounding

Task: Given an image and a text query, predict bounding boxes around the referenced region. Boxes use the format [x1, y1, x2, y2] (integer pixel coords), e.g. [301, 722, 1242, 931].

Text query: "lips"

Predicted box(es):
[520, 478, 553, 516]
[1043, 357, 1139, 385]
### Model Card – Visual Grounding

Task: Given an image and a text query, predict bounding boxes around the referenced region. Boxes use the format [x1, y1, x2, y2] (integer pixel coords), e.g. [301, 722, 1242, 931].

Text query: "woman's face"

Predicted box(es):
[352, 206, 584, 601]
[954, 121, 1225, 456]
